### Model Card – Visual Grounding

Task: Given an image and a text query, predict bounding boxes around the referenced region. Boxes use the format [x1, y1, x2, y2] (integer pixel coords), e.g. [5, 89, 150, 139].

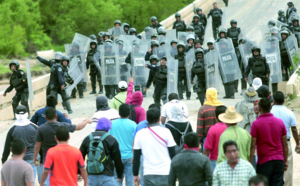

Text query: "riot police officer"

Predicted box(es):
[3, 60, 29, 119]
[186, 34, 195, 52]
[103, 32, 111, 41]
[227, 19, 241, 48]
[97, 31, 105, 45]
[36, 51, 64, 97]
[175, 42, 191, 100]
[89, 34, 97, 40]
[207, 2, 223, 40]
[170, 40, 178, 57]
[129, 28, 137, 36]
[60, 55, 74, 113]
[286, 2, 297, 23]
[145, 40, 159, 61]
[245, 46, 270, 87]
[117, 40, 130, 82]
[290, 17, 300, 47]
[216, 27, 227, 41]
[279, 30, 291, 80]
[191, 15, 205, 44]
[145, 55, 158, 92]
[194, 39, 202, 49]
[278, 10, 287, 23]
[172, 13, 187, 33]
[195, 8, 207, 28]
[186, 26, 199, 40]
[157, 27, 166, 36]
[205, 38, 215, 54]
[150, 16, 163, 31]
[191, 48, 206, 105]
[145, 56, 168, 105]
[86, 40, 103, 94]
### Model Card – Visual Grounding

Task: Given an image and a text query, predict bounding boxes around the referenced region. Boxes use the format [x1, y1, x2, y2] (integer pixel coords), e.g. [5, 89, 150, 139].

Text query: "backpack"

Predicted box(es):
[166, 122, 190, 154]
[129, 104, 138, 122]
[87, 133, 110, 174]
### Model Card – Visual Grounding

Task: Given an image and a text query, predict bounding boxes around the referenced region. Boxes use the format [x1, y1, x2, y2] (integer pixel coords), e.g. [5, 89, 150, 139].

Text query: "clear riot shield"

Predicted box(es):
[64, 44, 71, 55]
[185, 48, 195, 91]
[285, 34, 299, 68]
[131, 44, 149, 86]
[204, 50, 223, 95]
[215, 38, 242, 83]
[260, 25, 271, 41]
[177, 32, 195, 45]
[166, 29, 177, 40]
[118, 41, 131, 82]
[142, 28, 157, 40]
[170, 47, 178, 58]
[66, 62, 84, 95]
[112, 27, 122, 38]
[261, 40, 282, 84]
[167, 54, 178, 96]
[221, 9, 227, 28]
[157, 44, 169, 59]
[100, 44, 120, 85]
[26, 58, 34, 108]
[239, 41, 256, 70]
[288, 12, 299, 24]
[92, 51, 101, 74]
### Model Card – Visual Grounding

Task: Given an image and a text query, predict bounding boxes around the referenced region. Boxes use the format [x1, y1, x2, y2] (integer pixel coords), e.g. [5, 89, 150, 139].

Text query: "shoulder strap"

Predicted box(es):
[89, 133, 94, 141]
[113, 96, 123, 104]
[183, 122, 190, 134]
[166, 122, 183, 134]
[148, 127, 167, 147]
[100, 133, 110, 141]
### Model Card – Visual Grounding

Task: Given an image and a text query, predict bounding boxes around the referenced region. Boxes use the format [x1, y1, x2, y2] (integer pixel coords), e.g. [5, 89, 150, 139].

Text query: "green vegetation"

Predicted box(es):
[0, 0, 193, 57]
[0, 64, 11, 75]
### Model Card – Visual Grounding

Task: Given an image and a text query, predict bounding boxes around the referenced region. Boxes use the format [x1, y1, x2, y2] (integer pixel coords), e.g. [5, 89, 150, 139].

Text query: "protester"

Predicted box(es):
[110, 81, 128, 111]
[1, 139, 34, 186]
[213, 140, 256, 185]
[271, 91, 300, 185]
[126, 76, 146, 124]
[217, 106, 251, 164]
[31, 95, 71, 126]
[91, 95, 120, 131]
[40, 126, 87, 186]
[235, 87, 258, 132]
[2, 105, 38, 183]
[256, 85, 273, 102]
[250, 98, 288, 185]
[169, 132, 213, 186]
[203, 105, 227, 171]
[33, 107, 91, 185]
[197, 87, 223, 151]
[110, 104, 136, 185]
[80, 117, 124, 185]
[165, 103, 193, 153]
[161, 93, 188, 125]
[252, 77, 262, 90]
[133, 108, 176, 186]
[249, 175, 268, 186]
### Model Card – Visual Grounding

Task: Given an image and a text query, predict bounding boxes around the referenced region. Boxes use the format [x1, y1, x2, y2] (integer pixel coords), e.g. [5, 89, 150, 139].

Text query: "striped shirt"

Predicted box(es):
[213, 158, 256, 186]
[197, 105, 218, 141]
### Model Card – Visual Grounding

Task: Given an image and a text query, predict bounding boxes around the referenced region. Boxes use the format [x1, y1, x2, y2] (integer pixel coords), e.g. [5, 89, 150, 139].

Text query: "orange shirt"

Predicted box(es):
[44, 144, 85, 186]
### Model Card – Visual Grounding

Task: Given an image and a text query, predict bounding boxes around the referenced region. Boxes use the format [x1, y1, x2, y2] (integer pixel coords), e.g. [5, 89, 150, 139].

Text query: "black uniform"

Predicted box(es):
[235, 47, 247, 91]
[279, 40, 292, 80]
[286, 6, 297, 22]
[245, 55, 270, 86]
[147, 65, 168, 105]
[207, 8, 223, 40]
[172, 20, 187, 33]
[191, 22, 205, 44]
[175, 53, 191, 100]
[278, 16, 287, 23]
[290, 24, 300, 47]
[150, 23, 163, 31]
[86, 48, 103, 93]
[5, 69, 29, 118]
[227, 27, 241, 48]
[191, 59, 206, 105]
[197, 13, 207, 28]
[69, 48, 85, 99]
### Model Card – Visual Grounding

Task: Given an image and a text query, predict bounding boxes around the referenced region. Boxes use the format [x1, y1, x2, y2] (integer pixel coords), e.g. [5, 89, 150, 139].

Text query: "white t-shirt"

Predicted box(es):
[134, 125, 176, 175]
[91, 109, 120, 131]
[161, 100, 188, 119]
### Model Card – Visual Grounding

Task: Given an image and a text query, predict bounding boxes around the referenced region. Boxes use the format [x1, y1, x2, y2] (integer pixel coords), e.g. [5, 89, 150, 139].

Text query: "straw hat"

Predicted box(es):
[218, 106, 243, 124]
[242, 87, 258, 101]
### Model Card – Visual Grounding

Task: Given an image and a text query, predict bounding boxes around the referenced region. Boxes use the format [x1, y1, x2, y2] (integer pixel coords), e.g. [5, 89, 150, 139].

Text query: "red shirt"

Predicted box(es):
[204, 122, 227, 160]
[44, 144, 85, 186]
[250, 113, 287, 165]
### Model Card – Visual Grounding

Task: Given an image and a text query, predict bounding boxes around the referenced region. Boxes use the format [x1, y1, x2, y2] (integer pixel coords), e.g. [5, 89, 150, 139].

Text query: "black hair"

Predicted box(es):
[223, 140, 239, 154]
[168, 93, 179, 101]
[215, 105, 227, 120]
[119, 103, 131, 118]
[11, 139, 26, 155]
[273, 91, 285, 105]
[259, 98, 271, 112]
[55, 126, 69, 141]
[184, 132, 199, 148]
[45, 107, 57, 120]
[249, 175, 268, 186]
[146, 108, 160, 124]
[148, 103, 161, 113]
[213, 2, 217, 5]
[46, 95, 57, 107]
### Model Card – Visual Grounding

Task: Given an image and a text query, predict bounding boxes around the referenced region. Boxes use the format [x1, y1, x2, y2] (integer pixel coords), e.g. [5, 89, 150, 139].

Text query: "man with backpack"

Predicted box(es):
[110, 104, 136, 185]
[110, 81, 128, 111]
[80, 117, 124, 185]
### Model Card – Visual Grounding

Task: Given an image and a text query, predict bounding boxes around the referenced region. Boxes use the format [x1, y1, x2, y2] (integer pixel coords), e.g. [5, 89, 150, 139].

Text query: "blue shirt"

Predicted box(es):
[30, 106, 71, 126]
[271, 105, 297, 139]
[134, 120, 165, 137]
[109, 118, 136, 159]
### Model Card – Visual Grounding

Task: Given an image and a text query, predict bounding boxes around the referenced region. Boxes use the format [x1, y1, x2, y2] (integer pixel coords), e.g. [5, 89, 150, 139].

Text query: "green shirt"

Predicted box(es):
[110, 92, 127, 111]
[213, 158, 256, 186]
[217, 125, 251, 164]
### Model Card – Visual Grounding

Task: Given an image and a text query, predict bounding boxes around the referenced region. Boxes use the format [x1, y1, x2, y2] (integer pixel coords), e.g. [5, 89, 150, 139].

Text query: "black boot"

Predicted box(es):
[90, 90, 96, 94]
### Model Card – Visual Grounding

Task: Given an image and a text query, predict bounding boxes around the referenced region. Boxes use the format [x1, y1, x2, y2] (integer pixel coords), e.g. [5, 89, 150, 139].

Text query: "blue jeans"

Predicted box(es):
[144, 175, 168, 186]
[114, 158, 134, 186]
[88, 174, 115, 186]
[139, 155, 144, 186]
[25, 160, 37, 186]
[201, 137, 206, 153]
[37, 163, 49, 186]
[210, 160, 217, 172]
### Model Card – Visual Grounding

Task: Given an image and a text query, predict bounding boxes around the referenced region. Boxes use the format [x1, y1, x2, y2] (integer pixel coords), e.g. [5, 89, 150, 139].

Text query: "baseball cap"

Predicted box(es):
[252, 78, 262, 90]
[16, 105, 27, 114]
[118, 81, 128, 90]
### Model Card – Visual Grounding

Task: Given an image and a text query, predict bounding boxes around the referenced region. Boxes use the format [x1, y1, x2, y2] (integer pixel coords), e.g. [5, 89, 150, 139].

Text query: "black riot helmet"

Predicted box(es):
[145, 26, 151, 32]
[114, 20, 121, 26]
[149, 54, 158, 62]
[280, 30, 290, 38]
[268, 20, 276, 28]
[98, 31, 104, 37]
[151, 16, 157, 22]
[292, 17, 299, 24]
[177, 41, 185, 49]
[89, 34, 97, 40]
[195, 48, 204, 57]
[170, 39, 178, 46]
[251, 46, 261, 54]
[9, 60, 20, 70]
[287, 2, 294, 7]
[54, 51, 64, 62]
[230, 19, 237, 26]
[175, 13, 181, 18]
[195, 7, 202, 13]
[129, 28, 137, 35]
[278, 10, 285, 16]
[150, 40, 159, 48]
[218, 27, 227, 38]
[60, 55, 70, 66]
[157, 27, 166, 35]
[103, 32, 111, 39]
[187, 26, 194, 32]
[90, 40, 98, 49]
[193, 15, 200, 21]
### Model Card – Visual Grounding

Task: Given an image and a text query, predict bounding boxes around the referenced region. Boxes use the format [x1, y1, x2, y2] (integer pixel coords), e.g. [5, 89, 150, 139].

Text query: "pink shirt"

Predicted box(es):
[250, 113, 287, 165]
[204, 122, 227, 160]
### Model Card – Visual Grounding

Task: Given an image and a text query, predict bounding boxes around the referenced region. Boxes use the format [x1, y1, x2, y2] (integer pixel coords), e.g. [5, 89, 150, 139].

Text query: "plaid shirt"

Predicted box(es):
[213, 158, 256, 186]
